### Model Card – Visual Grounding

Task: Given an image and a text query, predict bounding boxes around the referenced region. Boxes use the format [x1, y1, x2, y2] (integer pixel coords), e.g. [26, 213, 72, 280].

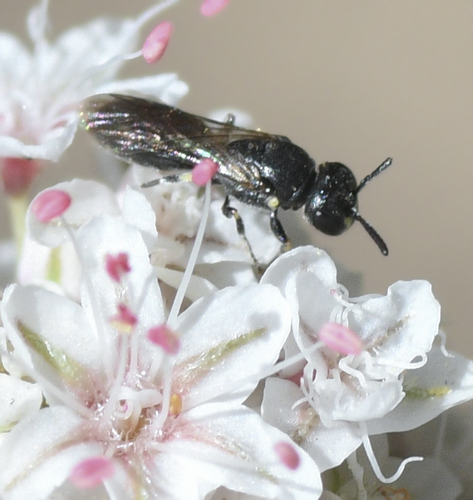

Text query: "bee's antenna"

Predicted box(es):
[353, 211, 389, 256]
[356, 157, 392, 194]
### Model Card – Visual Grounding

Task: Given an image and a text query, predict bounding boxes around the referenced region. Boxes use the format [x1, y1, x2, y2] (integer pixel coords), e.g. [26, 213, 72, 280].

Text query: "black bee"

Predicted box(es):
[79, 94, 392, 259]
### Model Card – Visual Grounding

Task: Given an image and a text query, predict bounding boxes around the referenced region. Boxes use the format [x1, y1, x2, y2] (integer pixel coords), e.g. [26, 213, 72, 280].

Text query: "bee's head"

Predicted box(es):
[304, 158, 392, 256]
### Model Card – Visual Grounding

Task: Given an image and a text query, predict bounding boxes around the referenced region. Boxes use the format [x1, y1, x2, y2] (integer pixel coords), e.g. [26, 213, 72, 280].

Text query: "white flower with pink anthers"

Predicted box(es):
[0, 187, 321, 499]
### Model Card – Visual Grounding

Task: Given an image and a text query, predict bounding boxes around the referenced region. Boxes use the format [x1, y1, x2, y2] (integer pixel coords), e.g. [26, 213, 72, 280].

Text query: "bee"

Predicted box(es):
[80, 93, 392, 260]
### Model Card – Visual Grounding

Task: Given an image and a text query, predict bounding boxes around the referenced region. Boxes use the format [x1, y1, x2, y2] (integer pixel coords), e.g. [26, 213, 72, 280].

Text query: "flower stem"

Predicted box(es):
[6, 194, 28, 256]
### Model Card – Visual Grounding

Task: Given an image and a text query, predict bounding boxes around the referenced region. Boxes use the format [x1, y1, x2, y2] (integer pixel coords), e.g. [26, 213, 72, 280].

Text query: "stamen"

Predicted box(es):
[70, 456, 114, 489]
[167, 182, 211, 326]
[191, 159, 219, 186]
[318, 322, 363, 356]
[28, 0, 50, 48]
[200, 0, 230, 16]
[31, 189, 71, 222]
[169, 393, 182, 416]
[105, 253, 131, 282]
[360, 424, 423, 483]
[110, 304, 138, 333]
[134, 0, 180, 28]
[274, 442, 301, 470]
[147, 324, 181, 355]
[142, 22, 173, 63]
[61, 219, 113, 380]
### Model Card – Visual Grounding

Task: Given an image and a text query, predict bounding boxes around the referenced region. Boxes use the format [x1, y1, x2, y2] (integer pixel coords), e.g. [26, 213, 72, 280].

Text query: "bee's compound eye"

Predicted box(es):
[304, 203, 355, 236]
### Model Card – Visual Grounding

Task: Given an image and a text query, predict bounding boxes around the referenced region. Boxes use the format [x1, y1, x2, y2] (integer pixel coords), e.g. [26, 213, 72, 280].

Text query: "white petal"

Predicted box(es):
[174, 284, 291, 408]
[0, 374, 42, 431]
[262, 378, 362, 471]
[155, 402, 322, 500]
[367, 345, 473, 434]
[348, 280, 440, 374]
[0, 407, 103, 500]
[261, 246, 339, 334]
[27, 180, 120, 247]
[121, 186, 157, 252]
[0, 123, 75, 161]
[77, 215, 164, 332]
[96, 73, 189, 105]
[1, 284, 101, 400]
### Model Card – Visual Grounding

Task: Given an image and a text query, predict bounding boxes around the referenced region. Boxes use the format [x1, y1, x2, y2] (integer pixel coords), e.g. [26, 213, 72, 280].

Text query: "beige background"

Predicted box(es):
[2, 1, 473, 357]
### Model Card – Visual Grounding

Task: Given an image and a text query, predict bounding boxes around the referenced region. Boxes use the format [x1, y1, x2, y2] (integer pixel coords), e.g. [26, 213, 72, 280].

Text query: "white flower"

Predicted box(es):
[130, 165, 282, 274]
[0, 210, 322, 499]
[18, 179, 157, 299]
[260, 246, 473, 476]
[0, 0, 187, 163]
[18, 178, 277, 303]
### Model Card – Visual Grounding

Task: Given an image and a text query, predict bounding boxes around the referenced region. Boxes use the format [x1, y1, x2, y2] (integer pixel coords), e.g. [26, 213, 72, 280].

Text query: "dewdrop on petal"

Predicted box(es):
[31, 189, 72, 223]
[192, 159, 219, 186]
[200, 0, 230, 16]
[318, 321, 363, 356]
[142, 21, 173, 63]
[70, 456, 114, 489]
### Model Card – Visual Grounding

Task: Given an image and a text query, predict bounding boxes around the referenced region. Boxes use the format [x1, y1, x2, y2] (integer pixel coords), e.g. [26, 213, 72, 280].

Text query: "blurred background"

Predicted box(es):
[2, 0, 473, 357]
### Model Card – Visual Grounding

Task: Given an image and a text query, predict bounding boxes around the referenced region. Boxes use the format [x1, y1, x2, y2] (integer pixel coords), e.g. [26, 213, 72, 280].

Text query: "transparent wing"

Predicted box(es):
[80, 93, 284, 191]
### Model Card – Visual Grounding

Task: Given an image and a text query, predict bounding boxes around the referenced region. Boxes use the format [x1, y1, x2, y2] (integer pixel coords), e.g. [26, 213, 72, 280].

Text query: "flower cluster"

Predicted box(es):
[0, 1, 472, 500]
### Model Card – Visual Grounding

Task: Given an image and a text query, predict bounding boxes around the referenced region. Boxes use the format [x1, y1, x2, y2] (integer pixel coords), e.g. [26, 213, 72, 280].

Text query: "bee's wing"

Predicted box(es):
[80, 94, 276, 177]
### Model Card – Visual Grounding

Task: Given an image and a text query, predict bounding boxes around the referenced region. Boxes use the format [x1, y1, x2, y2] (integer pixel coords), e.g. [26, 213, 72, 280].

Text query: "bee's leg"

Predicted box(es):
[221, 196, 258, 265]
[269, 210, 292, 253]
[141, 173, 192, 188]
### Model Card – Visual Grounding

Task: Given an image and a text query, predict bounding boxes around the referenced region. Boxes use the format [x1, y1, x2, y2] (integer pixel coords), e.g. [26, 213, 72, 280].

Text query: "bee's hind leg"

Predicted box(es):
[221, 196, 258, 266]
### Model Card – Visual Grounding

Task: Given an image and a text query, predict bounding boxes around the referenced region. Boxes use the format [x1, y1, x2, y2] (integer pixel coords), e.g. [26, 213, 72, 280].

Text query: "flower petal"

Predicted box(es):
[262, 378, 362, 472]
[155, 402, 322, 500]
[0, 374, 42, 432]
[173, 284, 291, 408]
[27, 180, 120, 247]
[0, 407, 102, 500]
[367, 345, 473, 434]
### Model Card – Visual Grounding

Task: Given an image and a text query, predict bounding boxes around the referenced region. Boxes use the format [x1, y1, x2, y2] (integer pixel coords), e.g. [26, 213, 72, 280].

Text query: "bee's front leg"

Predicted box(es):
[269, 210, 292, 253]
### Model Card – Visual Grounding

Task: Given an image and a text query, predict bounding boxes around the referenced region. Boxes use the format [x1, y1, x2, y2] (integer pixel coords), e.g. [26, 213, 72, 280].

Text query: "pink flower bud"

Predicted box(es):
[31, 189, 72, 222]
[0, 158, 41, 197]
[274, 442, 301, 470]
[147, 324, 180, 355]
[70, 456, 114, 488]
[318, 322, 363, 356]
[142, 21, 173, 63]
[200, 0, 230, 16]
[191, 159, 219, 186]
